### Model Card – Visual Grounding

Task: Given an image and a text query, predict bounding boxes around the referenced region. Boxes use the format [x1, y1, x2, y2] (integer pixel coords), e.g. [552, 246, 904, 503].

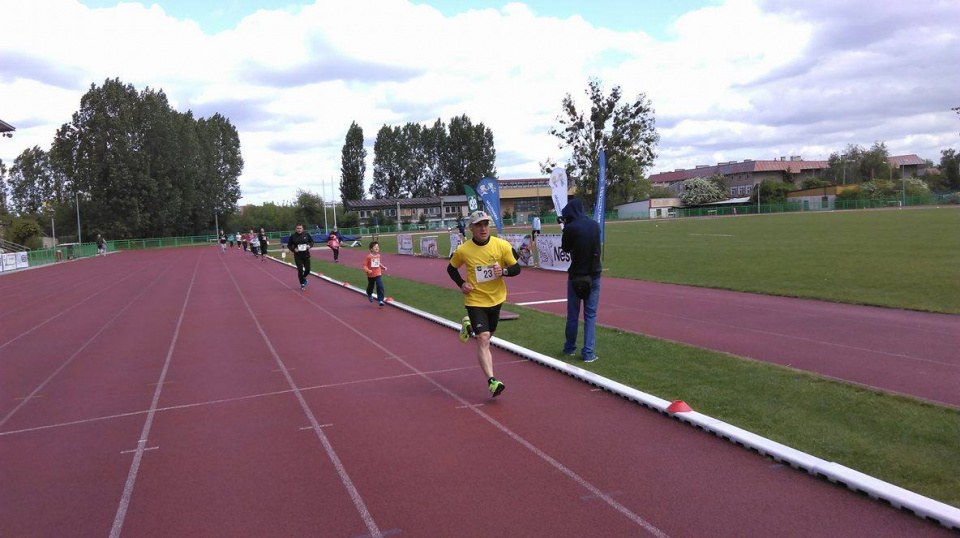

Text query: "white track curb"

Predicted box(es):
[268, 255, 960, 531]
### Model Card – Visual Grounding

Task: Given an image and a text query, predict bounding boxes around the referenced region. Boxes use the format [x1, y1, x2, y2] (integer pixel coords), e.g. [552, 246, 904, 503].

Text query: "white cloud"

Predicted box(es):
[0, 0, 957, 207]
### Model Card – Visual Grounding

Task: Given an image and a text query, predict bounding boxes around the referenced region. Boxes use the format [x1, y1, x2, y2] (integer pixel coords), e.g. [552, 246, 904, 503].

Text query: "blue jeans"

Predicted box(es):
[564, 276, 601, 359]
[366, 276, 385, 302]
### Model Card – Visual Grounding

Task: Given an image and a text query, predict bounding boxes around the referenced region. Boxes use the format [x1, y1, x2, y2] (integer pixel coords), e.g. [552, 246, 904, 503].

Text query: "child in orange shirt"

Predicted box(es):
[362, 241, 388, 306]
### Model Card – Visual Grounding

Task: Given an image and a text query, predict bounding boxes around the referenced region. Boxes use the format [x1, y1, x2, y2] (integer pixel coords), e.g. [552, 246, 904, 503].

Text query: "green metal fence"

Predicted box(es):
[9, 192, 956, 273]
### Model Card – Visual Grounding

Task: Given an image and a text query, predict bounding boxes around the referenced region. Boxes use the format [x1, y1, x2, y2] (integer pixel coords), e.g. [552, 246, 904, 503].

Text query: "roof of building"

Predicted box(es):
[0, 118, 15, 133]
[649, 159, 829, 184]
[345, 197, 444, 210]
[887, 154, 925, 167]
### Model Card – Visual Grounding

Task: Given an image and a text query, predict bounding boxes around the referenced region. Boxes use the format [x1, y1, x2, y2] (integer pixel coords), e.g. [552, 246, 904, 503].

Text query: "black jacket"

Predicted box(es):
[560, 199, 602, 278]
[287, 231, 314, 258]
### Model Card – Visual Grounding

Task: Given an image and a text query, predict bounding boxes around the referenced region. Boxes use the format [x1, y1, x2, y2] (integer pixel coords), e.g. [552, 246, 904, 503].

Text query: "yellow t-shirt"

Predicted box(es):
[450, 236, 518, 307]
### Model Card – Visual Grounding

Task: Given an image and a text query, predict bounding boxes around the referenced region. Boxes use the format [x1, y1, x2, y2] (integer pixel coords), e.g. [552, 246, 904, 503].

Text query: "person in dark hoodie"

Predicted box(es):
[287, 224, 315, 291]
[560, 199, 602, 362]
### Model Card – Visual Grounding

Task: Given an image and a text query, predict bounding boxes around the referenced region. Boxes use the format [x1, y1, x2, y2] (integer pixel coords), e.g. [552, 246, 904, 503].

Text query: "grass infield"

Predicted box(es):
[273, 252, 960, 508]
[364, 208, 960, 313]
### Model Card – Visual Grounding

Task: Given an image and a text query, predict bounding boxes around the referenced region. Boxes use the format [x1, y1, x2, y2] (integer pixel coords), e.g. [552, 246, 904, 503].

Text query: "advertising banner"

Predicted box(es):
[549, 168, 568, 225]
[15, 251, 29, 269]
[595, 149, 607, 245]
[534, 234, 570, 272]
[500, 234, 535, 267]
[477, 177, 503, 233]
[2, 253, 17, 272]
[419, 236, 439, 258]
[464, 185, 482, 215]
[397, 234, 414, 255]
[449, 233, 463, 257]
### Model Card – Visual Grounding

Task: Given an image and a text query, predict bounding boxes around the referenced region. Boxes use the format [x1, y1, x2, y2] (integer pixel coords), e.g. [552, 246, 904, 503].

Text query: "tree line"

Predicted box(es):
[0, 78, 242, 247]
[339, 115, 497, 201]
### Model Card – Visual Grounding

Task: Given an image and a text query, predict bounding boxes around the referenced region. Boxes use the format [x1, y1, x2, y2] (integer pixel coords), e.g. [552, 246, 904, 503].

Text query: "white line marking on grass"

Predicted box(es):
[689, 233, 734, 237]
[0, 263, 176, 430]
[109, 255, 201, 538]
[257, 263, 668, 538]
[0, 360, 531, 438]
[0, 268, 143, 352]
[223, 256, 382, 538]
[515, 298, 567, 306]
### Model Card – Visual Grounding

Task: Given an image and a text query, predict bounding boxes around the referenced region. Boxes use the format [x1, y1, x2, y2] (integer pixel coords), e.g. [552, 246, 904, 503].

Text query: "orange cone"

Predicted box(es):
[667, 400, 692, 413]
[386, 297, 394, 302]
[342, 282, 350, 287]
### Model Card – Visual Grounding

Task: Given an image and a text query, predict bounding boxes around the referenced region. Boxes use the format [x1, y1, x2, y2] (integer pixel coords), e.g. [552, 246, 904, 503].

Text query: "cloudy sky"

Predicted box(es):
[1, 0, 957, 205]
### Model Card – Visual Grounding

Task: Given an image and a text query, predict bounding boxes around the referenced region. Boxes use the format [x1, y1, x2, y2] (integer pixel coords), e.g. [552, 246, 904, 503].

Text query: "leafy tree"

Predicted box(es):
[0, 158, 8, 214]
[8, 217, 42, 246]
[421, 119, 448, 196]
[649, 185, 675, 199]
[859, 141, 892, 181]
[399, 123, 427, 197]
[294, 189, 325, 229]
[49, 78, 242, 238]
[371, 125, 402, 198]
[550, 78, 659, 207]
[940, 148, 959, 191]
[340, 122, 366, 202]
[801, 178, 831, 190]
[680, 177, 725, 205]
[749, 180, 793, 205]
[443, 114, 496, 195]
[9, 146, 54, 215]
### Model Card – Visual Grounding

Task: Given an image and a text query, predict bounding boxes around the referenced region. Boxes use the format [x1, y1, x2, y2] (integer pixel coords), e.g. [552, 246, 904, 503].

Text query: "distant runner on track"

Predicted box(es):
[287, 224, 314, 291]
[219, 230, 227, 253]
[258, 228, 269, 263]
[447, 210, 521, 397]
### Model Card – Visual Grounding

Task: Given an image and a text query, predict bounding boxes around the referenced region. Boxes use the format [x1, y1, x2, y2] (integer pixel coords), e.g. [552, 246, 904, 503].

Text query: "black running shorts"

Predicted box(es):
[465, 303, 503, 335]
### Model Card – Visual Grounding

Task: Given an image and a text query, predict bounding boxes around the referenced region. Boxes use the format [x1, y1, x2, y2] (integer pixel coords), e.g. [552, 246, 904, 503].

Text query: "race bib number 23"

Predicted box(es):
[475, 265, 497, 283]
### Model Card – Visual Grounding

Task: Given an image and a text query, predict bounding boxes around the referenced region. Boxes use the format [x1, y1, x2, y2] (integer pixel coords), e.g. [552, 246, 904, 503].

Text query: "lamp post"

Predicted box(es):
[840, 153, 846, 186]
[75, 190, 82, 244]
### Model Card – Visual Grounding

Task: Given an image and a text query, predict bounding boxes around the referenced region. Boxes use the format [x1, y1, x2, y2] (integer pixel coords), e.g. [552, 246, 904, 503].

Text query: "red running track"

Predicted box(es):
[320, 245, 960, 409]
[0, 246, 952, 536]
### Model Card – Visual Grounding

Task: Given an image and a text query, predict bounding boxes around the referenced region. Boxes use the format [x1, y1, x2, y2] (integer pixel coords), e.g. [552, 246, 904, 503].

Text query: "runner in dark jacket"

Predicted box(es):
[287, 224, 314, 290]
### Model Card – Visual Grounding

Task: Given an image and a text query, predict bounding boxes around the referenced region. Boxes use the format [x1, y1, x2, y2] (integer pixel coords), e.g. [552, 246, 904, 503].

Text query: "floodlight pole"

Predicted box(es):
[901, 164, 906, 207]
[840, 153, 847, 186]
[214, 210, 219, 239]
[75, 190, 82, 244]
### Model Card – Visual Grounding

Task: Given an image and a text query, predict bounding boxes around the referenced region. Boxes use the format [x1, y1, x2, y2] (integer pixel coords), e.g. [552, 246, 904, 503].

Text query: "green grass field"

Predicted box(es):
[278, 254, 960, 508]
[367, 208, 960, 313]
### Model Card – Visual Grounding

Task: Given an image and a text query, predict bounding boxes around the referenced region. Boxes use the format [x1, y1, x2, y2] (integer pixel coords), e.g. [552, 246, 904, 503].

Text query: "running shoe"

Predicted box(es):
[303, 278, 309, 289]
[300, 283, 306, 291]
[459, 316, 472, 343]
[379, 301, 385, 307]
[368, 295, 374, 303]
[583, 355, 599, 363]
[488, 378, 505, 397]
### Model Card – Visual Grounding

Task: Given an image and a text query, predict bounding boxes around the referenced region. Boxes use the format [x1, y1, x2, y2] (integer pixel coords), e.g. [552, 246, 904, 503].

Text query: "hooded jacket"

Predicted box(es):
[560, 199, 602, 278]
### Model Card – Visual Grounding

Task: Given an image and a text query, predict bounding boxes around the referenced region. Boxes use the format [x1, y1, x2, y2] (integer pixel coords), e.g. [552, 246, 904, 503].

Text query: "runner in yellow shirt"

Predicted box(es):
[447, 210, 521, 397]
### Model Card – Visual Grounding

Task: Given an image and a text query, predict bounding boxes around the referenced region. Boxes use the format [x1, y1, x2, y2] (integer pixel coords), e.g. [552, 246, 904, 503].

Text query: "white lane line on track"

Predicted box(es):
[0, 360, 531, 438]
[121, 446, 158, 455]
[256, 263, 669, 538]
[223, 255, 383, 538]
[300, 424, 333, 430]
[514, 298, 567, 306]
[0, 267, 144, 352]
[0, 260, 179, 430]
[109, 254, 202, 538]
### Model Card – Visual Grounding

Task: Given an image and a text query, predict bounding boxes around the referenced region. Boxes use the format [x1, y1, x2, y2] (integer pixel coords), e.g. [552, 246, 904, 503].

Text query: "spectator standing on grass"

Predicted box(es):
[327, 227, 341, 263]
[96, 234, 107, 257]
[457, 217, 466, 242]
[219, 230, 227, 253]
[258, 228, 269, 262]
[560, 199, 602, 363]
[363, 241, 388, 307]
[531, 214, 541, 240]
[287, 224, 314, 291]
[447, 210, 522, 398]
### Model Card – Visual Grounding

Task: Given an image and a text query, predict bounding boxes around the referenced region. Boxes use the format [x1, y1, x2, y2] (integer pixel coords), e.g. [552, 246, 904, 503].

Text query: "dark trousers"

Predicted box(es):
[332, 247, 339, 261]
[295, 254, 311, 284]
[366, 276, 384, 302]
